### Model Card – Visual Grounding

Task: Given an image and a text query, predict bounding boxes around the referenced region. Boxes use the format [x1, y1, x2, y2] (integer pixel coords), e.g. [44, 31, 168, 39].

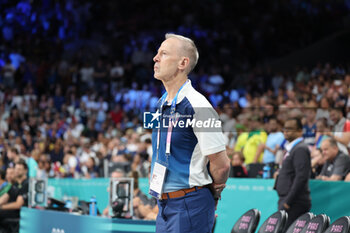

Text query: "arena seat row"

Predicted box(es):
[231, 209, 350, 233]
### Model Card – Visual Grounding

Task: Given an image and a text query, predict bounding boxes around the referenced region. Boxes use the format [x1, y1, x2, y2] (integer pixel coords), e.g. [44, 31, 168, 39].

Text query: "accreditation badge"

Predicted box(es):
[149, 162, 167, 199]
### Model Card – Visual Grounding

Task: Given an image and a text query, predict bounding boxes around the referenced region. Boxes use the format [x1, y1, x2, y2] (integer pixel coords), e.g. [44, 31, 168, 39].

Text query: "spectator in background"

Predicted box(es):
[328, 108, 350, 155]
[79, 61, 95, 91]
[275, 117, 311, 230]
[93, 59, 108, 95]
[0, 160, 29, 229]
[131, 152, 150, 178]
[254, 117, 284, 166]
[314, 118, 331, 150]
[5, 167, 15, 184]
[37, 154, 52, 179]
[0, 169, 11, 197]
[102, 168, 126, 217]
[49, 138, 64, 163]
[317, 138, 350, 181]
[1, 1, 350, 188]
[303, 103, 317, 146]
[1, 59, 16, 88]
[316, 97, 330, 123]
[233, 123, 248, 153]
[83, 157, 99, 178]
[110, 60, 124, 91]
[310, 118, 330, 178]
[229, 151, 248, 178]
[26, 150, 38, 178]
[62, 150, 79, 178]
[132, 171, 158, 220]
[243, 115, 267, 164]
[5, 147, 21, 168]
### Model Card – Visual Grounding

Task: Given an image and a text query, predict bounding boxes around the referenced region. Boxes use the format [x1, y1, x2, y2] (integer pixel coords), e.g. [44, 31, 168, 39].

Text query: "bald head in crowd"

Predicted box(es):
[318, 137, 350, 181]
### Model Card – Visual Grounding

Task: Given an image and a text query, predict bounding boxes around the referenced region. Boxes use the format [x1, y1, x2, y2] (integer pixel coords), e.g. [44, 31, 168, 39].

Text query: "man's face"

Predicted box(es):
[320, 140, 338, 162]
[305, 109, 316, 121]
[232, 154, 243, 166]
[15, 164, 27, 179]
[283, 120, 299, 142]
[6, 168, 15, 183]
[330, 110, 341, 124]
[269, 119, 278, 132]
[316, 121, 326, 133]
[153, 38, 182, 81]
[7, 150, 14, 160]
[249, 119, 259, 131]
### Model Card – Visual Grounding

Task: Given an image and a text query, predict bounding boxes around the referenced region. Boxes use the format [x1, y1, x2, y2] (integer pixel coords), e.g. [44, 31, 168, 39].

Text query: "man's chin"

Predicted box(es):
[153, 74, 162, 80]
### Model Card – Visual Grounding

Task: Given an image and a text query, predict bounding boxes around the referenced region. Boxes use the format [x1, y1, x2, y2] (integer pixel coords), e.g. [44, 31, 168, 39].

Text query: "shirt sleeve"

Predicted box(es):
[319, 162, 328, 176]
[193, 107, 226, 156]
[333, 155, 350, 177]
[343, 120, 350, 132]
[277, 133, 285, 145]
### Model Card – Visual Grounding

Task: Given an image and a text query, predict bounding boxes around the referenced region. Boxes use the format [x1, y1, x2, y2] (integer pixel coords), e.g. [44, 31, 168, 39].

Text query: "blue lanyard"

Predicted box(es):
[159, 80, 188, 116]
[156, 80, 188, 163]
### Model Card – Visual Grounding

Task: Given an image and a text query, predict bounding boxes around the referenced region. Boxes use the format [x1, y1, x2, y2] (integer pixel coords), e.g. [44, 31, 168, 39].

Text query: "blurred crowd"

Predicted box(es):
[1, 0, 350, 222]
[0, 0, 350, 181]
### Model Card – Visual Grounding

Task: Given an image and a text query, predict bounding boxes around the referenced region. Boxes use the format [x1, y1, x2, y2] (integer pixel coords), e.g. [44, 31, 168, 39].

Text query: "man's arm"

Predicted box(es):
[0, 193, 9, 205]
[208, 150, 231, 184]
[208, 150, 231, 202]
[319, 175, 342, 181]
[320, 155, 350, 181]
[329, 132, 350, 146]
[0, 195, 24, 210]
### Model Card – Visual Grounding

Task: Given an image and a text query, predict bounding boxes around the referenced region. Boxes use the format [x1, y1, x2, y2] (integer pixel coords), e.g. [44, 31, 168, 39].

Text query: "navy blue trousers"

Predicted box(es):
[156, 187, 215, 233]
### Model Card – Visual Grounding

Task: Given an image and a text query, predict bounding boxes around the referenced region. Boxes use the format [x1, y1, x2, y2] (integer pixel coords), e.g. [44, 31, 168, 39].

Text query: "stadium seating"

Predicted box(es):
[323, 216, 350, 233]
[257, 210, 288, 233]
[300, 214, 330, 233]
[231, 208, 261, 233]
[285, 212, 315, 233]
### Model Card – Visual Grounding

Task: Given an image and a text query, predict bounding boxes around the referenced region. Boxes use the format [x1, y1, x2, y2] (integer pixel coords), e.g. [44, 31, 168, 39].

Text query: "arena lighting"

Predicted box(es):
[109, 178, 134, 218]
[28, 178, 48, 208]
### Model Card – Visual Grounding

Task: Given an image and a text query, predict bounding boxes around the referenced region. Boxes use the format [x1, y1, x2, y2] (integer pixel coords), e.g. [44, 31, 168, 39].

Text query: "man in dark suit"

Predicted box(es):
[275, 117, 311, 229]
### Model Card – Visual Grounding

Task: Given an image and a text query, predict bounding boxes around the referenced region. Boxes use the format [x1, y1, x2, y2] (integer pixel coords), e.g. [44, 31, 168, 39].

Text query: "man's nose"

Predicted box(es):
[153, 54, 159, 62]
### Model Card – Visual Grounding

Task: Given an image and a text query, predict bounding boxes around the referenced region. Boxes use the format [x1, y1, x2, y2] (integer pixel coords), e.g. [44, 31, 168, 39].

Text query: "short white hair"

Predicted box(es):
[165, 33, 199, 74]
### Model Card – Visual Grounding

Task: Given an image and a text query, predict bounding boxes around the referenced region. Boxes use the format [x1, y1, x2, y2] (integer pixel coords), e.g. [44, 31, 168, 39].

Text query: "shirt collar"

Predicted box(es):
[161, 79, 192, 107]
[285, 137, 303, 152]
[175, 79, 191, 104]
[164, 79, 192, 105]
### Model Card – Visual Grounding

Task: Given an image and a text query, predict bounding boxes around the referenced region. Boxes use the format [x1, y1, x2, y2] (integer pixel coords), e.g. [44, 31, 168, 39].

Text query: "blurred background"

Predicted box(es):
[1, 0, 350, 232]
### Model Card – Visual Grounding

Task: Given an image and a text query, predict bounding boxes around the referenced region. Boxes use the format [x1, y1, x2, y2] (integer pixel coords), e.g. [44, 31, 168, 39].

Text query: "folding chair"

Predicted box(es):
[231, 208, 261, 233]
[285, 212, 315, 233]
[300, 214, 330, 233]
[257, 210, 288, 233]
[324, 216, 350, 233]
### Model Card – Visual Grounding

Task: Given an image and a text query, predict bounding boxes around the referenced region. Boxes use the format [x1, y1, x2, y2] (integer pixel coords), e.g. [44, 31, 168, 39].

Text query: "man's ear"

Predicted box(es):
[178, 57, 190, 71]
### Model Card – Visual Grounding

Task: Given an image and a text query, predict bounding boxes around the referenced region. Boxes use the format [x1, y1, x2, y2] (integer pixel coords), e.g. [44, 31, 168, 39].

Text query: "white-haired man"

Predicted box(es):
[149, 33, 230, 233]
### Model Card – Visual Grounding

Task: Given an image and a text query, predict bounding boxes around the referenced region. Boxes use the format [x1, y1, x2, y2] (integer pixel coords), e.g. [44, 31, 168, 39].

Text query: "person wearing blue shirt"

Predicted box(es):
[262, 118, 285, 164]
[302, 107, 317, 145]
[150, 33, 230, 233]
